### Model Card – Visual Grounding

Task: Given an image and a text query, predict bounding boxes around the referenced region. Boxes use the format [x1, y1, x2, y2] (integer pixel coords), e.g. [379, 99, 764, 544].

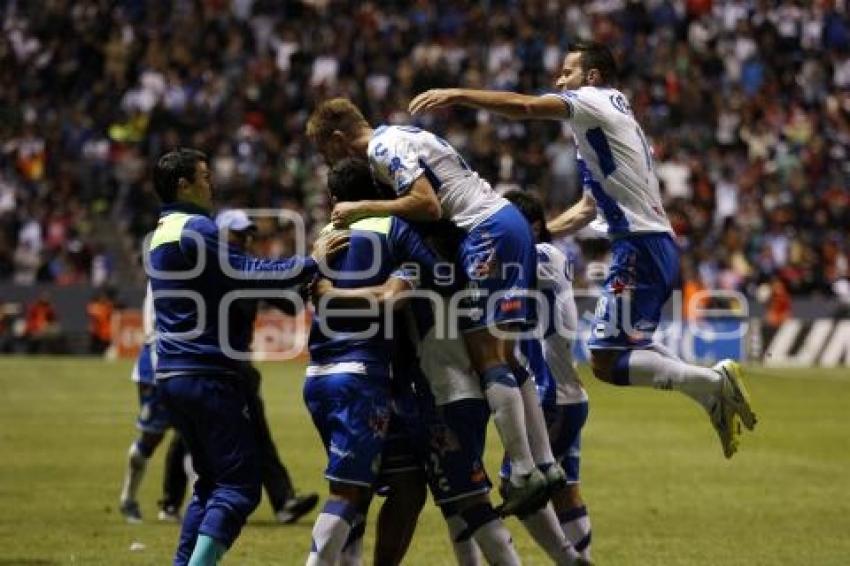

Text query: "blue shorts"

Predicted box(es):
[424, 398, 492, 505]
[501, 402, 588, 484]
[304, 373, 391, 488]
[588, 233, 679, 349]
[458, 204, 538, 332]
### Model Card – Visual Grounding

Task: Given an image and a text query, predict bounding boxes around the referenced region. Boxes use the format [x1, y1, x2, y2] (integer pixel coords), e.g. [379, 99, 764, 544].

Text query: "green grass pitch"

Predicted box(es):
[1, 358, 849, 565]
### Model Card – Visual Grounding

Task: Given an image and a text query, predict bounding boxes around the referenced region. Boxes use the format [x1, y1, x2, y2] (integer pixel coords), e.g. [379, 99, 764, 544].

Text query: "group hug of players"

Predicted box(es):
[137, 42, 757, 565]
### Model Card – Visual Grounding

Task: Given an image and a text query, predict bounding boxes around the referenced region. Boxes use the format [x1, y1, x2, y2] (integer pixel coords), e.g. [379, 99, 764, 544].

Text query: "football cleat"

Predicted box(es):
[497, 468, 548, 517]
[275, 493, 320, 524]
[120, 500, 142, 524]
[708, 396, 740, 459]
[714, 359, 757, 431]
[157, 505, 181, 523]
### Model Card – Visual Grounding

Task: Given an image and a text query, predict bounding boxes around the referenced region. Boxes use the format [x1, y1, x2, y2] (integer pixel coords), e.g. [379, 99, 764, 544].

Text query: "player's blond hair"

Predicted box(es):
[306, 98, 370, 142]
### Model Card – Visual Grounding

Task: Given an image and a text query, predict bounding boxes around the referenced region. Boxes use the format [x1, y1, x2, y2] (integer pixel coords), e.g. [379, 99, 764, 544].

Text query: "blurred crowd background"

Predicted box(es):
[1, 0, 849, 340]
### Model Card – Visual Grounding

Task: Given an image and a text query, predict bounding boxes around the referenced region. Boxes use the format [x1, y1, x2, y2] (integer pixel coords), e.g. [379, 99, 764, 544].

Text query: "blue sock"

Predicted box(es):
[188, 534, 226, 566]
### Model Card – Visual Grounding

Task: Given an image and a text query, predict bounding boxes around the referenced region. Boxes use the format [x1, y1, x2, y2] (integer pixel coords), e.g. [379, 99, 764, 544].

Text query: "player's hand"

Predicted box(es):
[311, 231, 349, 268]
[331, 202, 368, 228]
[309, 277, 334, 305]
[409, 89, 458, 116]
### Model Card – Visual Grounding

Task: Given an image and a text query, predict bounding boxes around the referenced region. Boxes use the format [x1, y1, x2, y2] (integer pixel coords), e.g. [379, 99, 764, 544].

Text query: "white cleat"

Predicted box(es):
[714, 359, 757, 431]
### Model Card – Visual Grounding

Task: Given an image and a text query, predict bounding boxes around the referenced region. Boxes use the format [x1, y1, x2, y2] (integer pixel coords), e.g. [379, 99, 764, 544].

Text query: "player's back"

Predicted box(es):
[308, 216, 437, 369]
[520, 242, 586, 406]
[368, 125, 508, 231]
[554, 86, 672, 236]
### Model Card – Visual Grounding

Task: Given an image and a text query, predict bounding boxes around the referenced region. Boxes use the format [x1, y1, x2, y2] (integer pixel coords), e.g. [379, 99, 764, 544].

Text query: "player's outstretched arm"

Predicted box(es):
[331, 177, 441, 228]
[410, 88, 569, 120]
[547, 192, 597, 237]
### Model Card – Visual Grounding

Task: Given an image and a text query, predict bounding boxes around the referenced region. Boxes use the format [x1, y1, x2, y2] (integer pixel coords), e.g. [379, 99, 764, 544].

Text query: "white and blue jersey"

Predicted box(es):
[548, 87, 680, 349]
[368, 125, 539, 331]
[368, 125, 508, 231]
[508, 243, 588, 484]
[547, 86, 672, 236]
[519, 243, 587, 407]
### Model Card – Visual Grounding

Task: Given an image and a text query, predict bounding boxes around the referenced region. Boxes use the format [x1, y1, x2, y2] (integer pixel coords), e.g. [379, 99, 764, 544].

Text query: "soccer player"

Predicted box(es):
[307, 100, 563, 516]
[409, 41, 757, 458]
[119, 282, 190, 524]
[317, 223, 588, 566]
[303, 158, 443, 566]
[505, 190, 592, 561]
[147, 148, 346, 566]
[214, 209, 319, 524]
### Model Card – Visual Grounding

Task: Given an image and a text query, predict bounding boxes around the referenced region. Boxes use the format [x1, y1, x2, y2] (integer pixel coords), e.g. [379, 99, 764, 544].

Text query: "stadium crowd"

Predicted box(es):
[0, 0, 848, 302]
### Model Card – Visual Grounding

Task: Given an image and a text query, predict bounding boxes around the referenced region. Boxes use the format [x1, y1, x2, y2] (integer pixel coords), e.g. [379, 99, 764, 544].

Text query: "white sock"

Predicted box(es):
[482, 366, 535, 480]
[559, 505, 592, 561]
[338, 514, 365, 566]
[120, 442, 148, 503]
[626, 348, 721, 410]
[520, 378, 555, 466]
[306, 501, 356, 566]
[521, 504, 581, 565]
[447, 506, 521, 566]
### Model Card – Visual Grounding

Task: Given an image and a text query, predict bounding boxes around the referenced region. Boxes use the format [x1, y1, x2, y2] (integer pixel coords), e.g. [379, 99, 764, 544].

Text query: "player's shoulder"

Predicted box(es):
[349, 216, 394, 235]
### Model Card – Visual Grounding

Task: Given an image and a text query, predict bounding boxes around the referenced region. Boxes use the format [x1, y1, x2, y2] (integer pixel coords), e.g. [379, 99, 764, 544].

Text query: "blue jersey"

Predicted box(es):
[307, 216, 439, 372]
[148, 203, 318, 377]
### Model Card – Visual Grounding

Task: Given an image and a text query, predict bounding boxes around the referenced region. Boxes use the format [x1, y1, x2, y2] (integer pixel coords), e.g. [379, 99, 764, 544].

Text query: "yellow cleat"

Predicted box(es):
[714, 360, 757, 431]
[708, 396, 741, 459]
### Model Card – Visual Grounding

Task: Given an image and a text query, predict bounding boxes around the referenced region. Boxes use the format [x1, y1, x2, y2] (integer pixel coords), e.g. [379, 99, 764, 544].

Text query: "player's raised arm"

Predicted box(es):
[410, 88, 570, 121]
[331, 176, 441, 227]
[546, 192, 597, 238]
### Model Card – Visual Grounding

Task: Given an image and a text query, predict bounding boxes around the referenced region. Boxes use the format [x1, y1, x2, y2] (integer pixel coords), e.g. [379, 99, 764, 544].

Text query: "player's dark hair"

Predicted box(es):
[570, 41, 618, 84]
[504, 189, 552, 243]
[153, 148, 207, 204]
[327, 158, 383, 202]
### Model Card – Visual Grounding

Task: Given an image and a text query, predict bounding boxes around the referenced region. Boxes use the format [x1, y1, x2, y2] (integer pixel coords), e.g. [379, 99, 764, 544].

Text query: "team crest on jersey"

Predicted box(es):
[610, 93, 632, 115]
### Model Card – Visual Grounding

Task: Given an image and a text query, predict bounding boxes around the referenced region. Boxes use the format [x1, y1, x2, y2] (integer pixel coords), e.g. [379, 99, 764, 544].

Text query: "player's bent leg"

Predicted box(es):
[442, 495, 521, 566]
[465, 330, 543, 509]
[373, 469, 427, 566]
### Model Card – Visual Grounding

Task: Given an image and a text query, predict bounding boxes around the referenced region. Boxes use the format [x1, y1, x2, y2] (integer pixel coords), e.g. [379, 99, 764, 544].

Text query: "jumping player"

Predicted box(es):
[410, 41, 757, 458]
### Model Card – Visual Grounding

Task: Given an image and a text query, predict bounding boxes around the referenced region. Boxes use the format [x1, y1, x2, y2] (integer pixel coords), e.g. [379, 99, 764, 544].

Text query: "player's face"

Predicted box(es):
[555, 52, 585, 91]
[185, 160, 213, 209]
